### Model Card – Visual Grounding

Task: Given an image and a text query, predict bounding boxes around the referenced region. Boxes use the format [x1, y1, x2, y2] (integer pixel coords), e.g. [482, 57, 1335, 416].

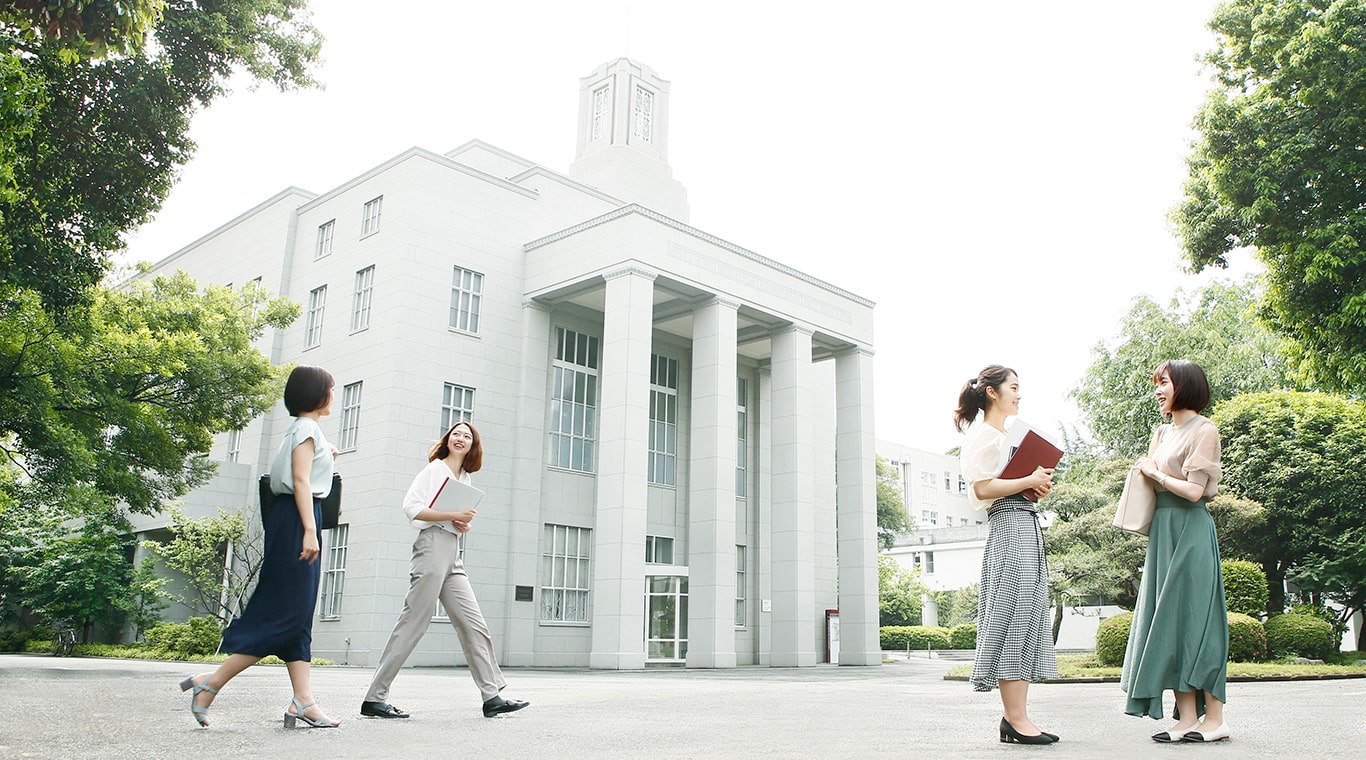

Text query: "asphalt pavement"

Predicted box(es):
[1, 652, 1363, 759]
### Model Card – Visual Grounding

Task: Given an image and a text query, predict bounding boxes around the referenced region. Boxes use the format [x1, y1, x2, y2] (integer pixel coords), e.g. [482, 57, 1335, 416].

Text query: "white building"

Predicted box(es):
[131, 59, 880, 670]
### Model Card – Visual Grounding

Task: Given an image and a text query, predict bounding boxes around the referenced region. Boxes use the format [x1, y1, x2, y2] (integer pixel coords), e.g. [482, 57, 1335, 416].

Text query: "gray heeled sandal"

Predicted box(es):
[178, 674, 218, 728]
[283, 697, 340, 728]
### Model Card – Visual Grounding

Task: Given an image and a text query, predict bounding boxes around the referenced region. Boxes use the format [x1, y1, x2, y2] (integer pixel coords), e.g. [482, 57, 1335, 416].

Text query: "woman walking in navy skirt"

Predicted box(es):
[178, 365, 341, 729]
[955, 364, 1060, 745]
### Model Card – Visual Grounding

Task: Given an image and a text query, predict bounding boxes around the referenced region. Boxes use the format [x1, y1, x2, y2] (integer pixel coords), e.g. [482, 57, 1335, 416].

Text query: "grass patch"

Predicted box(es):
[22, 640, 333, 666]
[945, 652, 1366, 680]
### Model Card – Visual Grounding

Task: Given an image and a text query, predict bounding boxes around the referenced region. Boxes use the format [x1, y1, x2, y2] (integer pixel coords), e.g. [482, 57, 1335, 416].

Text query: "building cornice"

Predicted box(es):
[296, 147, 539, 216]
[146, 186, 318, 270]
[523, 204, 875, 309]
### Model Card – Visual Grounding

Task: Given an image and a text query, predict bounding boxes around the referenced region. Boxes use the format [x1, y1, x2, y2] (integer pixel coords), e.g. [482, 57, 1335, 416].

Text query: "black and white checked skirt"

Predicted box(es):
[969, 495, 1059, 691]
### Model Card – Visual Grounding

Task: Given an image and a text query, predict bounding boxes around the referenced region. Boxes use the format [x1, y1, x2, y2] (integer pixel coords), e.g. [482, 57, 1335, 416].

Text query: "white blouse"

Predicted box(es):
[960, 421, 1009, 512]
[401, 459, 472, 534]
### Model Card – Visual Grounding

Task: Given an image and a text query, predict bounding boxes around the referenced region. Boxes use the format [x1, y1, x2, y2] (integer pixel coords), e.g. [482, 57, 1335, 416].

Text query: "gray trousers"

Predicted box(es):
[364, 527, 506, 703]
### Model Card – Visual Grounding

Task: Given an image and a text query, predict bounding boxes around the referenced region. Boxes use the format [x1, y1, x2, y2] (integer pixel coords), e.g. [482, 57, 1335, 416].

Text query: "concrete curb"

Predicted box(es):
[944, 671, 1366, 683]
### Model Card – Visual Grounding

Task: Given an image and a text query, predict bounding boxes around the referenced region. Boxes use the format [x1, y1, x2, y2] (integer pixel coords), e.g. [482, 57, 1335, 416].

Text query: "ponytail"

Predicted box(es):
[953, 364, 1016, 433]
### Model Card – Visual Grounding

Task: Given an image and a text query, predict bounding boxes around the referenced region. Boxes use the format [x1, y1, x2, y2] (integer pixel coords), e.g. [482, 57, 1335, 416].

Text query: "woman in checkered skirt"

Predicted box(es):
[955, 365, 1060, 745]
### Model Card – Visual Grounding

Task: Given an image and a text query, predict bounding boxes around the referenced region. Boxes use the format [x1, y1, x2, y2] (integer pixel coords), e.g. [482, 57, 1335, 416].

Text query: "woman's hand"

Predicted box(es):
[451, 508, 477, 524]
[300, 531, 321, 563]
[1024, 467, 1054, 500]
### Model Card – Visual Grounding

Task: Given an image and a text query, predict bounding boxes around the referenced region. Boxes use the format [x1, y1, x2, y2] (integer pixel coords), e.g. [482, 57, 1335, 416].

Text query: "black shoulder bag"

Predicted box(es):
[259, 472, 342, 530]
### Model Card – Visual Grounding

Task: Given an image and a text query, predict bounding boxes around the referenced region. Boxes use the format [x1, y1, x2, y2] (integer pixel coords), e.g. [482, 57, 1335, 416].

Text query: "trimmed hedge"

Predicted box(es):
[145, 617, 222, 657]
[880, 625, 951, 651]
[1095, 612, 1133, 666]
[949, 623, 977, 650]
[1265, 613, 1335, 660]
[1227, 612, 1267, 662]
[1221, 559, 1268, 617]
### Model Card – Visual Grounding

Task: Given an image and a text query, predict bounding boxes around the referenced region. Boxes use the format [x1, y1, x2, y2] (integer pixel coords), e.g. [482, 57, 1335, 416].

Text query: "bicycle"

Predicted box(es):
[54, 625, 76, 657]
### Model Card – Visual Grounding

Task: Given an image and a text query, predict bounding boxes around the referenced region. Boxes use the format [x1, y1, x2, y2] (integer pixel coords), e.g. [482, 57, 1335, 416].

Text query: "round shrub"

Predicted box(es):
[1221, 559, 1268, 617]
[1289, 603, 1345, 651]
[1227, 612, 1267, 662]
[1095, 612, 1133, 666]
[879, 625, 950, 650]
[1265, 613, 1335, 660]
[949, 623, 977, 650]
[145, 616, 222, 657]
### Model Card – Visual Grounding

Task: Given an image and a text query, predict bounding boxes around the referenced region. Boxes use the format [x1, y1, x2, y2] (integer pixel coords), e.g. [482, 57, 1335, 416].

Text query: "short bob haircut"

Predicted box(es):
[1152, 359, 1211, 414]
[427, 419, 483, 473]
[283, 365, 335, 416]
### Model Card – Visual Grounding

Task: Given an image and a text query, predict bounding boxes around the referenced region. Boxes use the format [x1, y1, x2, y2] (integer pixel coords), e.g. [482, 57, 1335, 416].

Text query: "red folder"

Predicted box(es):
[999, 428, 1063, 501]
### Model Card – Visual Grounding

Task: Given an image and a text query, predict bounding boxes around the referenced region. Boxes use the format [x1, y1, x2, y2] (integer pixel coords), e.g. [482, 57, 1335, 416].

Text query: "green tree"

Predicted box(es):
[878, 555, 929, 627]
[1173, 0, 1366, 390]
[1212, 391, 1366, 623]
[0, 0, 321, 313]
[1, 274, 298, 515]
[1, 0, 166, 60]
[145, 506, 264, 625]
[875, 455, 911, 550]
[1292, 526, 1366, 651]
[1072, 279, 1294, 456]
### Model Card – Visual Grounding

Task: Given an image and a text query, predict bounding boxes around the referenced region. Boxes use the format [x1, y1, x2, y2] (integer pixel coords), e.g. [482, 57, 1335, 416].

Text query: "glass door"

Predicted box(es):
[645, 575, 688, 662]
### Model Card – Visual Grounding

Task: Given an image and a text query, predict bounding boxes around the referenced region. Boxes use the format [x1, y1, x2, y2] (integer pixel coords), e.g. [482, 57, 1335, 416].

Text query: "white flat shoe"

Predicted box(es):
[1152, 725, 1196, 743]
[1183, 723, 1231, 742]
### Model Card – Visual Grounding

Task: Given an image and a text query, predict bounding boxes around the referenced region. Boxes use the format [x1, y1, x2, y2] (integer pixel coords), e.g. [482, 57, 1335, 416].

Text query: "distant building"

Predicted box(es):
[130, 59, 880, 669]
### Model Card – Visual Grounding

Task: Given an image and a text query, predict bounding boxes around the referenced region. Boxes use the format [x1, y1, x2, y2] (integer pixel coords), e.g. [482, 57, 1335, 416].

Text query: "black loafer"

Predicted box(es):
[360, 701, 410, 718]
[482, 696, 530, 718]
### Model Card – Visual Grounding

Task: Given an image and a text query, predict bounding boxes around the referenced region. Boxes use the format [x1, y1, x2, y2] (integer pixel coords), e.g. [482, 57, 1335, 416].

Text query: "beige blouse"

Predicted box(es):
[1147, 414, 1222, 499]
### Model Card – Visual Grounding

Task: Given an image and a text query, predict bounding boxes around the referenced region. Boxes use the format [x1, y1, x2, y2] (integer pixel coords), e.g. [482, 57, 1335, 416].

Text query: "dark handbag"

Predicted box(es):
[259, 472, 342, 530]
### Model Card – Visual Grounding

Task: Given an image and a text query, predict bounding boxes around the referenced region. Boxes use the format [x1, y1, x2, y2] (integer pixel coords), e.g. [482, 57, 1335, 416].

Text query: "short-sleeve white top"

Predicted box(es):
[960, 421, 1009, 512]
[268, 416, 334, 498]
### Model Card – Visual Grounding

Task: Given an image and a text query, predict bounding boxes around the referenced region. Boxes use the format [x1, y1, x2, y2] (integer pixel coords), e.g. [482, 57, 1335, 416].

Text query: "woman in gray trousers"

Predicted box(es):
[360, 420, 529, 719]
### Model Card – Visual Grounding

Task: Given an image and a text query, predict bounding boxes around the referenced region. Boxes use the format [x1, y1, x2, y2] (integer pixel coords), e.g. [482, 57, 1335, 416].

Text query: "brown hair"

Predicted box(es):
[1152, 359, 1211, 414]
[428, 420, 483, 472]
[953, 364, 1017, 433]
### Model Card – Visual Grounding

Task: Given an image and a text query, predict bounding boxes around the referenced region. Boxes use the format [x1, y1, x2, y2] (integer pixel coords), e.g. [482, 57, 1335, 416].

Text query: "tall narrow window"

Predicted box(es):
[441, 383, 475, 434]
[315, 220, 335, 259]
[449, 266, 483, 334]
[735, 545, 747, 627]
[647, 354, 678, 486]
[541, 524, 591, 623]
[305, 285, 327, 349]
[225, 429, 241, 463]
[351, 265, 375, 332]
[548, 328, 599, 473]
[361, 196, 383, 236]
[736, 376, 748, 497]
[590, 85, 610, 141]
[632, 86, 654, 143]
[319, 524, 349, 619]
[338, 381, 363, 451]
[645, 535, 675, 565]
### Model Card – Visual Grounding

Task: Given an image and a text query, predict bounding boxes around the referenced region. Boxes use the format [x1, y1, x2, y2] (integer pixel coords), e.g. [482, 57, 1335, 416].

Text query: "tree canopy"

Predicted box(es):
[875, 455, 912, 550]
[1072, 278, 1295, 456]
[1173, 0, 1366, 390]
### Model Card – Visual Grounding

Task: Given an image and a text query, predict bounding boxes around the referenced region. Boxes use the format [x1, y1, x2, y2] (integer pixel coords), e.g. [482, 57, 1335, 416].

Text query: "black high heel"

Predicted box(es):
[999, 717, 1058, 745]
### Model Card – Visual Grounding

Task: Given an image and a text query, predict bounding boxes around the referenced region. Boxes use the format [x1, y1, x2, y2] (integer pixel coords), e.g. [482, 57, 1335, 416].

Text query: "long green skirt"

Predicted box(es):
[1120, 491, 1228, 719]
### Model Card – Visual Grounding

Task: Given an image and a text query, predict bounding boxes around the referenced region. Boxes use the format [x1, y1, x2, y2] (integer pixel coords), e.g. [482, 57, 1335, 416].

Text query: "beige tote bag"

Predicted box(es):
[1113, 466, 1156, 536]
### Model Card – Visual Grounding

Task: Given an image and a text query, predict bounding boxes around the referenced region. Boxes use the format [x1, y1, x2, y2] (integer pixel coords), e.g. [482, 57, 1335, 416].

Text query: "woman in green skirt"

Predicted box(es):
[1121, 359, 1229, 743]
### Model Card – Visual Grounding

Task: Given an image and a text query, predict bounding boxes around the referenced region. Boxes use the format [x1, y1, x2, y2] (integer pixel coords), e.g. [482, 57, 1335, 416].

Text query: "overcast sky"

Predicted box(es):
[122, 0, 1261, 453]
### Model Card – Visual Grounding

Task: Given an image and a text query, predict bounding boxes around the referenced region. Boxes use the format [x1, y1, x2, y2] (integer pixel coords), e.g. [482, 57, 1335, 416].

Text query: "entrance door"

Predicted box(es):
[645, 575, 688, 662]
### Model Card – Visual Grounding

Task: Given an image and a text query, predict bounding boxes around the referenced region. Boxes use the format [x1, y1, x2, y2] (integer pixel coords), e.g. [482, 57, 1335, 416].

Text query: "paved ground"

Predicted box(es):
[1, 652, 1363, 759]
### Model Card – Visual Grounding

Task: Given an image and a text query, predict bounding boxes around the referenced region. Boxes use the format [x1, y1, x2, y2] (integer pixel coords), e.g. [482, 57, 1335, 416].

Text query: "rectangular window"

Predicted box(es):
[548, 328, 599, 473]
[351, 265, 375, 332]
[920, 470, 936, 488]
[361, 196, 383, 236]
[632, 86, 653, 142]
[305, 285, 327, 349]
[440, 383, 475, 434]
[735, 545, 747, 628]
[315, 220, 335, 259]
[958, 475, 967, 495]
[319, 524, 349, 619]
[736, 377, 748, 498]
[448, 266, 483, 334]
[647, 354, 678, 486]
[338, 381, 363, 451]
[225, 429, 241, 463]
[541, 524, 591, 623]
[590, 85, 610, 141]
[645, 535, 674, 565]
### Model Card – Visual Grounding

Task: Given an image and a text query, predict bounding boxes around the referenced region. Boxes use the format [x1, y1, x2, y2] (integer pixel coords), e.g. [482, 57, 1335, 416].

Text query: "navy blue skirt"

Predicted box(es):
[220, 494, 322, 662]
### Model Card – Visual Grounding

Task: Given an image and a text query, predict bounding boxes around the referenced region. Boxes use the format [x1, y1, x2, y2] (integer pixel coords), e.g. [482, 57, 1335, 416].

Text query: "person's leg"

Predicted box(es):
[998, 679, 1041, 735]
[364, 529, 454, 703]
[1195, 692, 1225, 729]
[439, 561, 507, 702]
[1171, 690, 1199, 730]
[284, 660, 339, 726]
[180, 653, 259, 726]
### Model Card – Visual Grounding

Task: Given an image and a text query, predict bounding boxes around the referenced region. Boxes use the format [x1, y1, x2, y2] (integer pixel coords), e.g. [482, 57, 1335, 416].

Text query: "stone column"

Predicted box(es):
[834, 346, 881, 665]
[685, 297, 739, 668]
[503, 299, 553, 665]
[589, 266, 655, 670]
[769, 325, 817, 666]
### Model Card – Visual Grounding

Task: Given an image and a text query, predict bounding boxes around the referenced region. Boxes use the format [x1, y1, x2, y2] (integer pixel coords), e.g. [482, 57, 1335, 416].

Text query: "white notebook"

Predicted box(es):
[428, 477, 485, 512]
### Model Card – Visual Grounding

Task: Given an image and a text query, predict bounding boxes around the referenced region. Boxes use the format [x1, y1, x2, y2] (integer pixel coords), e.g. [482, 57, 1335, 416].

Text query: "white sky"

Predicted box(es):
[122, 0, 1261, 454]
